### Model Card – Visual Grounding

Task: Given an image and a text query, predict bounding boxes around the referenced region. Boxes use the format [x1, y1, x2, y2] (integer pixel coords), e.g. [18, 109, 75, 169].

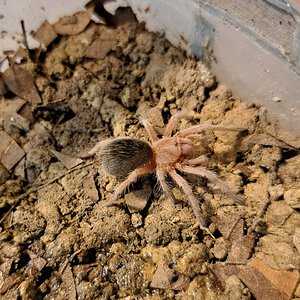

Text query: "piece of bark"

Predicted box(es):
[33, 20, 57, 47]
[250, 257, 300, 299]
[3, 65, 41, 104]
[53, 2, 95, 35]
[0, 131, 25, 170]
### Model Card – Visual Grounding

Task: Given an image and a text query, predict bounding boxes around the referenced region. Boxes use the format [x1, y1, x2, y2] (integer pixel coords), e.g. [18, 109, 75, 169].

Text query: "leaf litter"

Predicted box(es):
[0, 4, 299, 300]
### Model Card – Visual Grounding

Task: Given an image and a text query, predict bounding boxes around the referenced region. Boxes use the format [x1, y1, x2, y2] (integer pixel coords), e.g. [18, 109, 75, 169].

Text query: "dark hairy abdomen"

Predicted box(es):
[100, 138, 153, 177]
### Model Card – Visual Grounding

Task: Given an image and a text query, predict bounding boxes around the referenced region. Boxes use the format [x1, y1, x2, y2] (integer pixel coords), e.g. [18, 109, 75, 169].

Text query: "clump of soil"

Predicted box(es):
[0, 6, 299, 300]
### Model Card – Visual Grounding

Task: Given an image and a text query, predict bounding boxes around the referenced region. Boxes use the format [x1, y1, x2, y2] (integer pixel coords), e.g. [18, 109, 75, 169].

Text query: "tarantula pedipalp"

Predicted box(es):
[89, 112, 246, 230]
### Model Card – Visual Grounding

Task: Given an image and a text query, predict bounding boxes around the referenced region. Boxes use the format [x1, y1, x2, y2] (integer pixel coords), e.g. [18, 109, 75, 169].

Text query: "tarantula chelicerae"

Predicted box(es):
[89, 112, 246, 231]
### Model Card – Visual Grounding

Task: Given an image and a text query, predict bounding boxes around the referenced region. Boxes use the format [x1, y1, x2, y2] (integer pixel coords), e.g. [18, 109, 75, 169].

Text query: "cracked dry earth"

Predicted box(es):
[0, 7, 300, 300]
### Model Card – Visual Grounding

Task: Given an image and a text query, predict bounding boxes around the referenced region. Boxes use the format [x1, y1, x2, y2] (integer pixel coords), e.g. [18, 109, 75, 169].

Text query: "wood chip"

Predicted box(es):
[250, 257, 300, 299]
[0, 131, 25, 170]
[53, 2, 95, 35]
[50, 150, 83, 170]
[33, 20, 58, 47]
[3, 65, 41, 104]
[85, 38, 117, 59]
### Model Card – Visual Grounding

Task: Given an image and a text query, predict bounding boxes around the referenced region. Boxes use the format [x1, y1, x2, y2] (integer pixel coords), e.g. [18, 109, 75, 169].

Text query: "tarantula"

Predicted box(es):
[88, 112, 245, 231]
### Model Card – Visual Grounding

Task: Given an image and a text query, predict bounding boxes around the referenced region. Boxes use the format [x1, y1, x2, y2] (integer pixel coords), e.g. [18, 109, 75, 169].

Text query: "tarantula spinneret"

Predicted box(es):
[88, 111, 246, 232]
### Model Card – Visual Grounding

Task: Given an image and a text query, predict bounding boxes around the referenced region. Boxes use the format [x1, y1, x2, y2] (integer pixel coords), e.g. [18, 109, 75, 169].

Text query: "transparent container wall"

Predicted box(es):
[1, 0, 300, 137]
[115, 0, 300, 137]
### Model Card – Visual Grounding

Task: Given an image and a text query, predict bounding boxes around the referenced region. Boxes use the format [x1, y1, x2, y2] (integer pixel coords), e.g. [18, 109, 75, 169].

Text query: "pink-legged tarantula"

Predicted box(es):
[89, 112, 246, 231]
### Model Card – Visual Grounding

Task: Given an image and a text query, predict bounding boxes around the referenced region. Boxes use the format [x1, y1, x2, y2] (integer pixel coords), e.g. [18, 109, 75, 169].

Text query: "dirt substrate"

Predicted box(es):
[0, 7, 300, 300]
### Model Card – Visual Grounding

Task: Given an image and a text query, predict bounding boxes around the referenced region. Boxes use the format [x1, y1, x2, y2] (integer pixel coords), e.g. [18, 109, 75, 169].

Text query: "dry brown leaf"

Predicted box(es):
[60, 264, 77, 300]
[33, 20, 58, 47]
[3, 112, 30, 132]
[226, 234, 255, 265]
[0, 98, 26, 115]
[0, 131, 25, 170]
[238, 265, 288, 300]
[125, 182, 151, 213]
[246, 133, 298, 150]
[27, 250, 47, 272]
[83, 176, 99, 202]
[85, 38, 117, 59]
[250, 257, 299, 299]
[0, 98, 30, 132]
[53, 2, 95, 35]
[0, 74, 7, 96]
[214, 214, 244, 242]
[50, 150, 83, 170]
[0, 164, 9, 184]
[208, 263, 240, 290]
[3, 65, 41, 104]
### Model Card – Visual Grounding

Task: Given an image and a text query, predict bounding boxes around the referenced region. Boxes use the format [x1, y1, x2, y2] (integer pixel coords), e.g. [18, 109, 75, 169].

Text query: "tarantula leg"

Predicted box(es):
[139, 117, 158, 142]
[185, 155, 208, 166]
[156, 168, 176, 203]
[106, 165, 154, 206]
[168, 169, 213, 237]
[178, 125, 247, 137]
[164, 111, 194, 137]
[176, 164, 245, 205]
[80, 138, 112, 157]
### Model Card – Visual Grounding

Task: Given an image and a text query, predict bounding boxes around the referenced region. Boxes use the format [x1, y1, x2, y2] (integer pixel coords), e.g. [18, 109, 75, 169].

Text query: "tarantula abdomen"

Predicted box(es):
[100, 138, 154, 177]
